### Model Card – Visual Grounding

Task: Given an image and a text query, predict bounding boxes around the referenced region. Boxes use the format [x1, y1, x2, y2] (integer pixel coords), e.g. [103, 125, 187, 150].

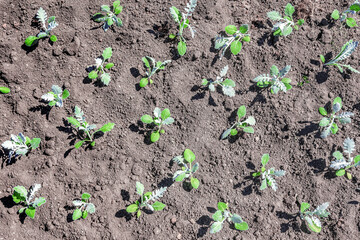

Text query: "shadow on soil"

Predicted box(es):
[196, 207, 216, 237]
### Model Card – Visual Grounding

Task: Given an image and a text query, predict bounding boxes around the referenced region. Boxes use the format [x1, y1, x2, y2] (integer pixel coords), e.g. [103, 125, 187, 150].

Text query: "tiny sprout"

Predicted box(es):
[169, 0, 198, 56]
[0, 86, 10, 94]
[330, 138, 360, 179]
[300, 202, 330, 233]
[320, 40, 359, 73]
[72, 193, 96, 221]
[41, 85, 69, 107]
[252, 65, 292, 94]
[331, 1, 360, 28]
[221, 105, 255, 140]
[215, 24, 251, 59]
[202, 65, 236, 97]
[12, 184, 46, 219]
[67, 106, 115, 149]
[140, 107, 174, 143]
[210, 202, 249, 234]
[172, 149, 200, 189]
[1, 133, 41, 164]
[93, 0, 123, 32]
[139, 56, 171, 88]
[126, 182, 167, 218]
[88, 47, 114, 86]
[318, 97, 354, 138]
[24, 7, 58, 47]
[252, 154, 285, 191]
[267, 3, 304, 36]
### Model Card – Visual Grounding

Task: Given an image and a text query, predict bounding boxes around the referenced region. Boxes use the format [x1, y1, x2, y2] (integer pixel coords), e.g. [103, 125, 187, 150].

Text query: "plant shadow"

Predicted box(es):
[128, 121, 154, 145]
[307, 158, 326, 174]
[276, 211, 300, 233]
[296, 121, 319, 136]
[29, 105, 52, 120]
[196, 207, 215, 237]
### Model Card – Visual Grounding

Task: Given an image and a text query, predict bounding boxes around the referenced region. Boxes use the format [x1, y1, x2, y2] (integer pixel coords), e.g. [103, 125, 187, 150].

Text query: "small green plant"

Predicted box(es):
[318, 97, 354, 138]
[172, 149, 200, 189]
[214, 24, 251, 59]
[93, 0, 123, 32]
[221, 105, 255, 140]
[169, 0, 198, 56]
[0, 87, 10, 94]
[140, 107, 174, 143]
[252, 154, 286, 191]
[72, 193, 96, 221]
[210, 202, 249, 234]
[300, 202, 330, 233]
[24, 7, 58, 47]
[139, 56, 171, 88]
[1, 133, 41, 164]
[298, 75, 310, 87]
[267, 3, 304, 36]
[252, 65, 292, 94]
[126, 182, 167, 218]
[12, 184, 46, 219]
[67, 106, 115, 148]
[88, 47, 114, 85]
[41, 85, 69, 107]
[202, 65, 236, 97]
[330, 138, 360, 179]
[320, 40, 359, 73]
[331, 1, 360, 28]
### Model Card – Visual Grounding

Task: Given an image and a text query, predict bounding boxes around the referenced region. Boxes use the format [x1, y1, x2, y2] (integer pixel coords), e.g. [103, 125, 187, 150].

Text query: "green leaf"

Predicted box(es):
[102, 47, 112, 60]
[346, 172, 352, 180]
[24, 36, 39, 47]
[67, 117, 80, 128]
[225, 25, 237, 35]
[284, 3, 295, 17]
[0, 87, 10, 94]
[267, 11, 282, 21]
[252, 172, 261, 177]
[178, 41, 187, 56]
[175, 173, 186, 182]
[201, 79, 208, 86]
[281, 78, 291, 84]
[354, 155, 360, 164]
[82, 210, 88, 219]
[126, 204, 139, 213]
[184, 149, 195, 163]
[142, 57, 150, 68]
[212, 210, 223, 222]
[113, 0, 121, 9]
[49, 101, 56, 107]
[332, 151, 343, 160]
[242, 35, 251, 42]
[282, 26, 293, 36]
[88, 71, 98, 79]
[331, 123, 338, 134]
[151, 132, 160, 142]
[230, 41, 242, 55]
[25, 207, 36, 219]
[222, 79, 235, 87]
[242, 126, 254, 133]
[305, 216, 322, 233]
[238, 24, 249, 34]
[336, 169, 345, 176]
[101, 5, 110, 12]
[137, 210, 141, 218]
[141, 115, 153, 124]
[136, 182, 144, 196]
[318, 107, 327, 116]
[152, 201, 166, 211]
[350, 4, 360, 12]
[270, 65, 279, 76]
[50, 35, 57, 42]
[297, 19, 305, 26]
[237, 105, 246, 119]
[139, 78, 149, 88]
[300, 202, 310, 213]
[72, 209, 82, 220]
[18, 208, 26, 214]
[30, 138, 41, 149]
[62, 89, 70, 99]
[333, 97, 342, 108]
[261, 154, 270, 166]
[221, 129, 232, 139]
[74, 140, 85, 149]
[169, 33, 176, 39]
[82, 193, 91, 201]
[230, 129, 238, 136]
[13, 186, 27, 203]
[217, 202, 228, 211]
[319, 117, 330, 127]
[105, 63, 114, 69]
[346, 18, 357, 28]
[234, 222, 249, 231]
[191, 177, 200, 189]
[210, 221, 223, 234]
[98, 122, 115, 133]
[331, 9, 340, 20]
[161, 108, 171, 120]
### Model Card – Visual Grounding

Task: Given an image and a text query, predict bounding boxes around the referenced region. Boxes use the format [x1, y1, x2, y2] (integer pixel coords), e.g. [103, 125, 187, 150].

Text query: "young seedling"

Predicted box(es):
[214, 24, 251, 59]
[93, 0, 123, 32]
[252, 154, 286, 191]
[0, 86, 10, 94]
[24, 7, 58, 47]
[139, 56, 171, 88]
[300, 202, 330, 233]
[331, 1, 360, 28]
[1, 133, 41, 164]
[126, 182, 167, 218]
[330, 138, 360, 179]
[140, 107, 174, 143]
[252, 65, 292, 94]
[267, 3, 305, 36]
[72, 193, 96, 221]
[169, 0, 198, 56]
[41, 85, 69, 107]
[221, 105, 255, 140]
[67, 106, 115, 148]
[202, 65, 236, 97]
[210, 202, 248, 234]
[320, 40, 359, 73]
[12, 184, 46, 219]
[88, 47, 114, 85]
[172, 149, 200, 189]
[318, 97, 354, 138]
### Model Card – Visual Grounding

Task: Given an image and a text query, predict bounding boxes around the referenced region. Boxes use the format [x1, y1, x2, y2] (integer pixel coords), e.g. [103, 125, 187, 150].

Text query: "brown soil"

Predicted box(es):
[0, 0, 360, 239]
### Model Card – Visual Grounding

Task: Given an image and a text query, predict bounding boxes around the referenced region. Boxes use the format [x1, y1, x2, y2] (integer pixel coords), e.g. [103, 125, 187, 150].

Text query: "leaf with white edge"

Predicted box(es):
[220, 65, 229, 77]
[36, 7, 47, 25]
[253, 74, 271, 83]
[332, 103, 341, 113]
[222, 86, 235, 97]
[260, 179, 267, 190]
[101, 73, 111, 85]
[163, 117, 174, 125]
[153, 107, 161, 118]
[332, 151, 344, 160]
[172, 155, 184, 165]
[208, 83, 215, 92]
[319, 117, 330, 127]
[210, 221, 223, 234]
[245, 116, 256, 125]
[267, 11, 282, 21]
[279, 65, 291, 77]
[212, 210, 223, 222]
[151, 187, 167, 201]
[73, 200, 83, 207]
[170, 6, 181, 23]
[314, 202, 330, 217]
[51, 85, 62, 95]
[41, 93, 55, 102]
[243, 127, 254, 133]
[273, 170, 286, 177]
[327, 40, 359, 65]
[13, 186, 27, 199]
[136, 182, 144, 196]
[32, 197, 46, 207]
[192, 162, 199, 173]
[221, 129, 232, 140]
[85, 203, 95, 214]
[305, 216, 322, 233]
[231, 214, 243, 223]
[101, 5, 110, 12]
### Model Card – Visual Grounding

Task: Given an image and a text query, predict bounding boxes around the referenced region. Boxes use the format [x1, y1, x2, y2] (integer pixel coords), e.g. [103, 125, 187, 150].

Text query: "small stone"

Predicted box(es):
[131, 164, 142, 176]
[328, 92, 334, 98]
[320, 29, 332, 44]
[177, 233, 182, 239]
[95, 185, 101, 191]
[45, 222, 54, 231]
[189, 219, 196, 224]
[254, 136, 260, 142]
[46, 160, 52, 168]
[6, 188, 11, 193]
[171, 217, 177, 224]
[223, 98, 234, 111]
[52, 48, 61, 56]
[192, 50, 201, 61]
[153, 227, 161, 235]
[44, 149, 55, 156]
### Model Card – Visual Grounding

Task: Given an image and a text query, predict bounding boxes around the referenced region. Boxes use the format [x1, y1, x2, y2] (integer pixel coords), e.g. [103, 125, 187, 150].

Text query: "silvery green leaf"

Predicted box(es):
[170, 7, 181, 24]
[343, 138, 355, 154]
[305, 215, 321, 229]
[2, 140, 14, 150]
[273, 170, 286, 177]
[271, 85, 280, 94]
[173, 170, 185, 181]
[36, 7, 47, 25]
[208, 83, 215, 92]
[192, 162, 199, 173]
[55, 99, 63, 107]
[172, 155, 184, 165]
[32, 197, 46, 207]
[210, 221, 223, 234]
[320, 129, 331, 139]
[41, 93, 55, 102]
[267, 175, 277, 191]
[314, 202, 330, 217]
[245, 116, 256, 126]
[85, 203, 96, 214]
[47, 21, 58, 31]
[330, 159, 350, 170]
[222, 86, 235, 97]
[95, 58, 103, 68]
[101, 73, 111, 85]
[11, 134, 19, 142]
[214, 35, 229, 49]
[136, 182, 144, 196]
[267, 11, 282, 21]
[339, 117, 351, 124]
[282, 25, 293, 36]
[145, 56, 156, 70]
[332, 103, 341, 113]
[253, 74, 271, 83]
[279, 65, 291, 77]
[270, 65, 279, 76]
[163, 117, 174, 125]
[73, 200, 83, 206]
[154, 107, 161, 118]
[319, 117, 330, 127]
[326, 40, 358, 65]
[16, 148, 28, 155]
[37, 32, 47, 38]
[87, 124, 97, 130]
[231, 214, 243, 224]
[184, 0, 198, 18]
[332, 151, 344, 160]
[338, 111, 354, 118]
[220, 65, 228, 77]
[147, 203, 154, 211]
[260, 179, 267, 190]
[221, 128, 232, 139]
[150, 187, 167, 201]
[101, 5, 111, 12]
[188, 24, 196, 38]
